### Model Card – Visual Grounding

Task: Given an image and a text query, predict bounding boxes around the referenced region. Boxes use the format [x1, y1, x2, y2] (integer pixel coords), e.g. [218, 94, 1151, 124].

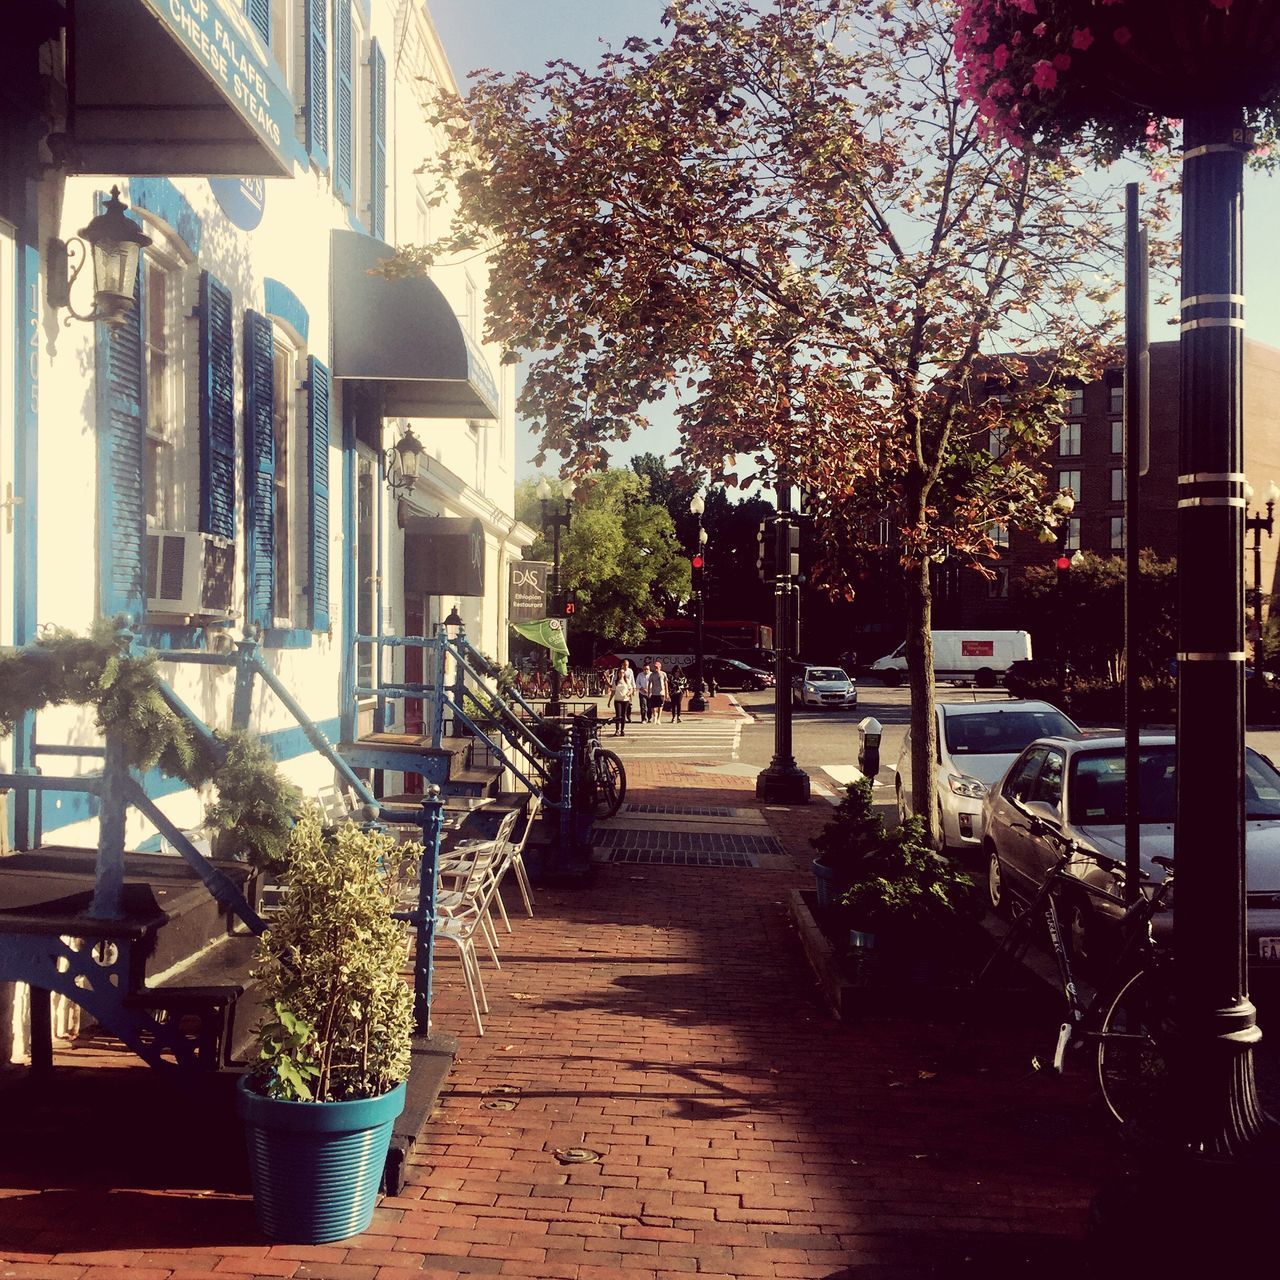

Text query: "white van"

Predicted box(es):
[870, 630, 1031, 688]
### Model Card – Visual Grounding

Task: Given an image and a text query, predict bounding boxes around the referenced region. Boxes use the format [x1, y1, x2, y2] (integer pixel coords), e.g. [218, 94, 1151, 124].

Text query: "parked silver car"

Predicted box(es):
[791, 665, 858, 709]
[981, 733, 1280, 972]
[895, 700, 1079, 852]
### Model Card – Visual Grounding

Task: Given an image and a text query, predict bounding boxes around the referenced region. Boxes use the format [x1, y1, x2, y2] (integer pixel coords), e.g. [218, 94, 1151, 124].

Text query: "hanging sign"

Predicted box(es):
[209, 177, 266, 231]
[509, 561, 550, 621]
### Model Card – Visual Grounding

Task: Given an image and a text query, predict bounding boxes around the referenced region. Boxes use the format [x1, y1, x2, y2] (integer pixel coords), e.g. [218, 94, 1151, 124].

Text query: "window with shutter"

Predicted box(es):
[304, 0, 328, 169]
[244, 310, 276, 631]
[308, 357, 331, 632]
[96, 254, 147, 621]
[199, 273, 236, 540]
[332, 0, 353, 204]
[244, 0, 271, 46]
[369, 39, 386, 239]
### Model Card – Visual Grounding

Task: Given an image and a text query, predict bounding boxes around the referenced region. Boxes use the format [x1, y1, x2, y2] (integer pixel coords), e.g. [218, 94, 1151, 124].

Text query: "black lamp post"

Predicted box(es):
[537, 475, 576, 717]
[1244, 479, 1277, 649]
[1044, 490, 1077, 698]
[689, 493, 708, 713]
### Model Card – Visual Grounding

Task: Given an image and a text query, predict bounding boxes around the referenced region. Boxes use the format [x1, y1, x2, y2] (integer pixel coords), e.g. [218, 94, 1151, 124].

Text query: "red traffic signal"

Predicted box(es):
[562, 589, 577, 616]
[1055, 555, 1072, 571]
[692, 554, 704, 571]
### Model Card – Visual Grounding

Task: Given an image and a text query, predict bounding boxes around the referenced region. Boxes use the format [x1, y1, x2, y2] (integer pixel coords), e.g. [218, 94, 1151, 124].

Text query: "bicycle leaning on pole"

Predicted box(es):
[968, 830, 1176, 1128]
[582, 714, 626, 820]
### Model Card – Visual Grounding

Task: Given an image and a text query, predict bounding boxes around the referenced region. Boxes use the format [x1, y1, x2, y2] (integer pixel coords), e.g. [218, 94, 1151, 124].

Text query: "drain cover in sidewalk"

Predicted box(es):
[618, 803, 743, 817]
[595, 828, 779, 866]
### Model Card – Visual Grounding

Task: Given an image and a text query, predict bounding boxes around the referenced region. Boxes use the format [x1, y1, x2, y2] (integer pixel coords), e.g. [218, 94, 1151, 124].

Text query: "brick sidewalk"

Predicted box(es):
[0, 756, 1119, 1279]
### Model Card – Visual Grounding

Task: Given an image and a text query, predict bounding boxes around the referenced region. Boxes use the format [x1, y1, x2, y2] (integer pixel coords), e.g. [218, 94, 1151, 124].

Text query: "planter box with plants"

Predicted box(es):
[802, 780, 985, 1013]
[236, 808, 421, 1243]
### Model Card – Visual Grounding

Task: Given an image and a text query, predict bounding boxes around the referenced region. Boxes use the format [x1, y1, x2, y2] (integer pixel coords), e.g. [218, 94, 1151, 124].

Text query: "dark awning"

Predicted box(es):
[330, 230, 499, 420]
[68, 0, 303, 177]
[402, 516, 487, 598]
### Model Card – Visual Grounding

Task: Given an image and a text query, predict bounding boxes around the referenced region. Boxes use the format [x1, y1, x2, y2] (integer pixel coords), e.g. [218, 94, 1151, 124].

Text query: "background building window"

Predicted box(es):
[1111, 516, 1125, 550]
[1111, 468, 1125, 503]
[1067, 517, 1080, 552]
[1109, 382, 1124, 415]
[1065, 388, 1085, 416]
[1058, 469, 1081, 502]
[989, 521, 1009, 548]
[271, 0, 294, 91]
[988, 425, 1007, 458]
[987, 566, 1010, 599]
[1111, 420, 1123, 454]
[416, 189, 431, 245]
[1059, 422, 1081, 456]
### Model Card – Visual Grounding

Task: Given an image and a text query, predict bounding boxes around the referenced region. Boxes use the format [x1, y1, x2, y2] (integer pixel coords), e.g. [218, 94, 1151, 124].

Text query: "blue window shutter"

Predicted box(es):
[244, 0, 271, 45]
[95, 246, 146, 622]
[243, 310, 276, 631]
[307, 357, 331, 632]
[304, 0, 329, 169]
[332, 0, 353, 205]
[369, 38, 386, 239]
[199, 272, 236, 540]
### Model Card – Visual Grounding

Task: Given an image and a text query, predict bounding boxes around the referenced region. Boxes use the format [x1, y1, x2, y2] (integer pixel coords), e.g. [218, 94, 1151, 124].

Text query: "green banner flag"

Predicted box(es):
[511, 616, 569, 675]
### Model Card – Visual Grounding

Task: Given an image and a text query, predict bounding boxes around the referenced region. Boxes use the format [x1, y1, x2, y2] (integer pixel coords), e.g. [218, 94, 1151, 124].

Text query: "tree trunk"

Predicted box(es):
[905, 542, 940, 848]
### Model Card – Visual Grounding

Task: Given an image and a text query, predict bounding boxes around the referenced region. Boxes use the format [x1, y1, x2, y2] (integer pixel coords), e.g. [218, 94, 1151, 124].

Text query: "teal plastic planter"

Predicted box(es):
[237, 1076, 407, 1243]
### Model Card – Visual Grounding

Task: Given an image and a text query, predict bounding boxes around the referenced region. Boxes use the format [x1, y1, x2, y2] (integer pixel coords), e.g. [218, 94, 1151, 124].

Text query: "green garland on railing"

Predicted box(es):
[0, 621, 300, 873]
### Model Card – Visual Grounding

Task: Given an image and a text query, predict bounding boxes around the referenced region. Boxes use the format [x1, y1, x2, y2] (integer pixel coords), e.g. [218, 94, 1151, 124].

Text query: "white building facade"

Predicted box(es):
[1, 0, 532, 850]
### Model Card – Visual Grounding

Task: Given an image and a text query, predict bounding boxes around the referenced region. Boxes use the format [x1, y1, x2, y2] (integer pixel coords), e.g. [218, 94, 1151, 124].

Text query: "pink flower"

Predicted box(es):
[1113, 26, 1133, 45]
[993, 42, 1010, 70]
[1053, 53, 1072, 71]
[1031, 59, 1057, 91]
[1071, 27, 1094, 51]
[1033, 21, 1047, 37]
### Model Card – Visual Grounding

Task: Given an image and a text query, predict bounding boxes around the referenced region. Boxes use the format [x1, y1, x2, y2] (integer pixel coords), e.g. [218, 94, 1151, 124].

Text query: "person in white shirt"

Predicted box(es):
[635, 662, 653, 723]
[610, 663, 636, 736]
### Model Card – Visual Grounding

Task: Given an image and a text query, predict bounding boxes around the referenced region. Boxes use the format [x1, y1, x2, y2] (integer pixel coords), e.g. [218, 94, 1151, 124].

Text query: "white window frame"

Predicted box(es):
[1109, 383, 1124, 415]
[989, 521, 1009, 549]
[270, 0, 296, 94]
[988, 425, 1007, 458]
[1111, 516, 1125, 550]
[139, 224, 194, 533]
[1111, 420, 1123, 454]
[270, 321, 307, 626]
[1059, 421, 1081, 457]
[415, 186, 432, 246]
[1111, 469, 1125, 503]
[1065, 388, 1085, 416]
[1058, 469, 1081, 504]
[1066, 517, 1081, 552]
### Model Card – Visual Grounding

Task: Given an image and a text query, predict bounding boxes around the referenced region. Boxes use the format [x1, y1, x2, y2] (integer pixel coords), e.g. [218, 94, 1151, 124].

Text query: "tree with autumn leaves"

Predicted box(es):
[408, 0, 1152, 841]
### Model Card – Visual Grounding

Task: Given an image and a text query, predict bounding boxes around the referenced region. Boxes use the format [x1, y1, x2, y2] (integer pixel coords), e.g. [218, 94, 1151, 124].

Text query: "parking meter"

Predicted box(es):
[857, 716, 883, 781]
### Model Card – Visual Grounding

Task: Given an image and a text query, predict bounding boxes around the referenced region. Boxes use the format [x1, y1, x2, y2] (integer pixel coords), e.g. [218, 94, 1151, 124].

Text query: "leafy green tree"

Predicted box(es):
[411, 0, 1154, 842]
[517, 469, 690, 649]
[1020, 551, 1177, 680]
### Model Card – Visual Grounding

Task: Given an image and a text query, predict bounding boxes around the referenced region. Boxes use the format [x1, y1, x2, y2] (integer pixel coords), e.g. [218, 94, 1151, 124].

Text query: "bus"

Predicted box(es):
[644, 618, 774, 652]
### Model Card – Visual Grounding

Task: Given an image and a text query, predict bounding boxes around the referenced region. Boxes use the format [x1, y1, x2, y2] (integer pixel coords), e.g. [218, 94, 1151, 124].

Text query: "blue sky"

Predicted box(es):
[426, 1, 1280, 476]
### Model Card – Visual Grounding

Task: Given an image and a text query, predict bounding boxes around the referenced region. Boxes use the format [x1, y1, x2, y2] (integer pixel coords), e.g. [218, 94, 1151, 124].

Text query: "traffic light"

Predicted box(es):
[1055, 555, 1071, 572]
[691, 553, 704, 572]
[562, 589, 577, 617]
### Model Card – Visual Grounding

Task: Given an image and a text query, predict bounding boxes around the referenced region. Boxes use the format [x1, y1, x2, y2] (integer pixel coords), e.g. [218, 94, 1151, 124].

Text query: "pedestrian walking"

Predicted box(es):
[624, 658, 637, 724]
[636, 662, 653, 723]
[706, 668, 718, 699]
[648, 660, 669, 725]
[610, 662, 636, 736]
[668, 666, 689, 722]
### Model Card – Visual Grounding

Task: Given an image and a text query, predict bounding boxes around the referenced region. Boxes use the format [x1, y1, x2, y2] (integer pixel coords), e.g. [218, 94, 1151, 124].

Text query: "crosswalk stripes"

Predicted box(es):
[604, 716, 744, 761]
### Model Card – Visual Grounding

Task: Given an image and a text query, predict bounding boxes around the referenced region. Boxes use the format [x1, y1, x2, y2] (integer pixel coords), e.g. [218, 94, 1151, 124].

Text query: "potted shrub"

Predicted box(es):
[236, 808, 420, 1243]
[810, 778, 887, 907]
[811, 780, 980, 983]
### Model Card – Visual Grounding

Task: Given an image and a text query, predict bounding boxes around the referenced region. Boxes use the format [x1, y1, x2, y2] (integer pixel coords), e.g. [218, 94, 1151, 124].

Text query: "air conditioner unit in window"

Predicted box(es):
[145, 529, 236, 618]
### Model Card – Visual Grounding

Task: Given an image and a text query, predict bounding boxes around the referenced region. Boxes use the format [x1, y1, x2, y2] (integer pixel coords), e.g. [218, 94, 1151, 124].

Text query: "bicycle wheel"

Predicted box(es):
[592, 749, 626, 819]
[1095, 965, 1175, 1128]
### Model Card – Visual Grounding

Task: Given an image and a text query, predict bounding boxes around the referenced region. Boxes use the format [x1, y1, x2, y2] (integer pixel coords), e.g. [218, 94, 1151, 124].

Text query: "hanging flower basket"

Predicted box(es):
[954, 0, 1280, 157]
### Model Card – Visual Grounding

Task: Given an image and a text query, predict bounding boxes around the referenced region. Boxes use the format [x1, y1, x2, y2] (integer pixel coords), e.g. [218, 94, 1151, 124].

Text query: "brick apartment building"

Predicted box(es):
[931, 337, 1280, 637]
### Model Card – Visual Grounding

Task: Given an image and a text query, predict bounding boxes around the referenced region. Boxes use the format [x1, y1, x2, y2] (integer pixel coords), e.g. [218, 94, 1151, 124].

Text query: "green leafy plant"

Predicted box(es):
[839, 816, 980, 938]
[248, 807, 419, 1102]
[0, 624, 301, 873]
[813, 780, 979, 936]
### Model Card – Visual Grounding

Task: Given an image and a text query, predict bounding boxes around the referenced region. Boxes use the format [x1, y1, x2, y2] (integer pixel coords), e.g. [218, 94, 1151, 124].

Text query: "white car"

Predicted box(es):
[792, 665, 858, 709]
[895, 699, 1079, 851]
